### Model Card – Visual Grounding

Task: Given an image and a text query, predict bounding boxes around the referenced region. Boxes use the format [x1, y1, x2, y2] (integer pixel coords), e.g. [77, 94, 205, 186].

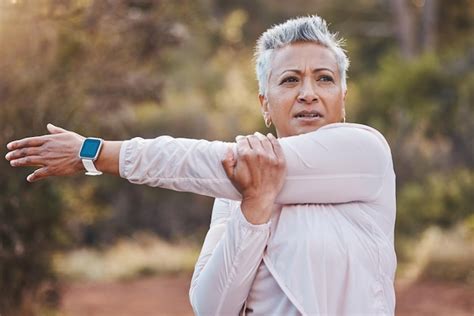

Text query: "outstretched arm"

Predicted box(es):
[117, 122, 392, 203]
[5, 122, 392, 204]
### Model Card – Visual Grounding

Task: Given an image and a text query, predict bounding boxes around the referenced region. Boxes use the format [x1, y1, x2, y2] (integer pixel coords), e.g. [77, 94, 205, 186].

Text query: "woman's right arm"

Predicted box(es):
[117, 123, 393, 204]
[6, 123, 392, 204]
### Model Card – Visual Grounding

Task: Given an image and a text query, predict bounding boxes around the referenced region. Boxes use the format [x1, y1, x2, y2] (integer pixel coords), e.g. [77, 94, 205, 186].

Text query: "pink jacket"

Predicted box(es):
[119, 123, 397, 315]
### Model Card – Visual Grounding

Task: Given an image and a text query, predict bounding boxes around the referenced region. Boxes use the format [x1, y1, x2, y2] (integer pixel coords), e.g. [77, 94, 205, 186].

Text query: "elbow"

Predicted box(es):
[190, 285, 220, 316]
[189, 289, 203, 316]
[189, 292, 201, 316]
[189, 285, 201, 315]
[190, 284, 241, 316]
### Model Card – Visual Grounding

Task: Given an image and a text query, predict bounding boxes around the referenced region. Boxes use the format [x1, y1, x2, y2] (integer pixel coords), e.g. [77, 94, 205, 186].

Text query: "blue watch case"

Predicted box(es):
[79, 137, 103, 160]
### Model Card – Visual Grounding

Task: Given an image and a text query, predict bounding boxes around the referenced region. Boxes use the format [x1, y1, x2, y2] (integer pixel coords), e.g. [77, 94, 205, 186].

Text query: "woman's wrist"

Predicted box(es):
[240, 196, 275, 225]
[94, 140, 123, 176]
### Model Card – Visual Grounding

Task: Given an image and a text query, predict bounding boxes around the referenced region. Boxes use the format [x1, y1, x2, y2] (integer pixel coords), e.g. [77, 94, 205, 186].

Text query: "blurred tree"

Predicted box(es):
[421, 0, 438, 53]
[390, 0, 416, 58]
[397, 169, 474, 235]
[0, 0, 198, 313]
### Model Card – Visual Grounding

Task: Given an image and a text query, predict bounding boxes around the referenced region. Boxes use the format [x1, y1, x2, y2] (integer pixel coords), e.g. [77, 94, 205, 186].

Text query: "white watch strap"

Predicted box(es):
[82, 159, 103, 176]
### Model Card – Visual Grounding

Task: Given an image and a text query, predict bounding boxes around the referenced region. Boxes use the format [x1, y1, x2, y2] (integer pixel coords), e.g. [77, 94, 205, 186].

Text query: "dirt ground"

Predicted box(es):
[60, 275, 474, 316]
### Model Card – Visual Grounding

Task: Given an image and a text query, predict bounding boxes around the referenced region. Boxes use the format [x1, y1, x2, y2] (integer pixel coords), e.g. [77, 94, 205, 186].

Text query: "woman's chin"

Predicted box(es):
[286, 125, 323, 137]
[277, 119, 334, 137]
[293, 119, 326, 134]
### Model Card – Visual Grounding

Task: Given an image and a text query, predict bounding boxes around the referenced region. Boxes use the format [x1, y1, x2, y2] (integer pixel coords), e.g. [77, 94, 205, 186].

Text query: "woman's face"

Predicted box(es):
[260, 42, 346, 138]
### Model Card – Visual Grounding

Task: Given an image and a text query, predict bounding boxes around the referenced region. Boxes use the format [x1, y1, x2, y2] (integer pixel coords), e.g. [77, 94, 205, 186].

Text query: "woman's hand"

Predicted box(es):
[222, 132, 286, 225]
[5, 124, 85, 182]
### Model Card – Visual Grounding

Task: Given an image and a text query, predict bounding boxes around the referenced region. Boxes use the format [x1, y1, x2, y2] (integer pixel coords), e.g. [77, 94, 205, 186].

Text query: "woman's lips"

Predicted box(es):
[293, 111, 324, 123]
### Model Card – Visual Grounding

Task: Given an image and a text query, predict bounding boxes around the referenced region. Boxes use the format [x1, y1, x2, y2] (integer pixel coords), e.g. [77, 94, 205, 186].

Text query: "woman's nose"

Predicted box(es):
[297, 80, 319, 104]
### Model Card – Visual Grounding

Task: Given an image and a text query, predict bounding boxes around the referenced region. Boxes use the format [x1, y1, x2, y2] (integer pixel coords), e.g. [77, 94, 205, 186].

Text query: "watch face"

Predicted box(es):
[80, 138, 102, 159]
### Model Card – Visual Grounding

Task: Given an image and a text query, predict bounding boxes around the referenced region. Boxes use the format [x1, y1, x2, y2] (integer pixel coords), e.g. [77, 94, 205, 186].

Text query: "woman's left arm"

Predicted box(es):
[191, 135, 285, 315]
[189, 199, 272, 316]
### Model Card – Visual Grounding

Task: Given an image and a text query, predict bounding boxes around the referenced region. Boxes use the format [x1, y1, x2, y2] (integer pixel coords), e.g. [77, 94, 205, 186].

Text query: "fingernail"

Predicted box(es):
[26, 175, 32, 182]
[6, 142, 12, 150]
[10, 160, 16, 166]
[5, 153, 10, 160]
[235, 135, 244, 140]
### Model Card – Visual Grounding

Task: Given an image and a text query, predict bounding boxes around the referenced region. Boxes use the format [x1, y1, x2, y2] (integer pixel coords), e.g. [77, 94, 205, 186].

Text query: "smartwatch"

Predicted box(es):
[78, 137, 104, 176]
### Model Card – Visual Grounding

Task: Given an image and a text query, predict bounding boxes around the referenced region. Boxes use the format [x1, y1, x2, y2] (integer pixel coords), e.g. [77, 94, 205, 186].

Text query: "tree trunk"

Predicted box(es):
[421, 0, 438, 53]
[390, 0, 416, 59]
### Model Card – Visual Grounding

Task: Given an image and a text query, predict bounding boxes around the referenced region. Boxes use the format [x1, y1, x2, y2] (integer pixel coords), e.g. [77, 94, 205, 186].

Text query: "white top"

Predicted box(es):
[119, 123, 397, 316]
[197, 198, 298, 315]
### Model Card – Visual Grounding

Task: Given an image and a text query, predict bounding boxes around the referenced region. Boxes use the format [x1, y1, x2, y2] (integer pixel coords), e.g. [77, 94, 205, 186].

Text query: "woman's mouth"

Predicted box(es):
[294, 111, 324, 122]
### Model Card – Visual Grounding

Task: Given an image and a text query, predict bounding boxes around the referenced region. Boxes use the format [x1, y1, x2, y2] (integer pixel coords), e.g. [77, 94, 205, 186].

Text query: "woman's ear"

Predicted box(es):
[341, 90, 347, 121]
[259, 94, 269, 114]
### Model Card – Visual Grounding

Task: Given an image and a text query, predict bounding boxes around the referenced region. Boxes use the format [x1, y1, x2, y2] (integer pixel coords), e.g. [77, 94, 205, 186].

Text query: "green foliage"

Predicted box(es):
[0, 176, 62, 314]
[349, 49, 473, 246]
[0, 0, 195, 313]
[350, 52, 473, 184]
[397, 169, 474, 235]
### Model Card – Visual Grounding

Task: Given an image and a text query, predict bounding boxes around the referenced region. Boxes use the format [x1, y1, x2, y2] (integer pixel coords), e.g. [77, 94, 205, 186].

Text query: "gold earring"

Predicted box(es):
[264, 114, 272, 128]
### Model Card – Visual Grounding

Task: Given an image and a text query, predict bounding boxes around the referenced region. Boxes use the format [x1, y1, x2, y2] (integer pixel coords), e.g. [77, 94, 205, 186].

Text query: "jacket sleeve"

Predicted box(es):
[189, 198, 270, 316]
[119, 123, 393, 204]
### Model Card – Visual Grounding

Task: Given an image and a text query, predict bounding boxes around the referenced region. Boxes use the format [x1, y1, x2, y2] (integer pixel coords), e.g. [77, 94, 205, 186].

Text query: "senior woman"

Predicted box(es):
[5, 16, 396, 316]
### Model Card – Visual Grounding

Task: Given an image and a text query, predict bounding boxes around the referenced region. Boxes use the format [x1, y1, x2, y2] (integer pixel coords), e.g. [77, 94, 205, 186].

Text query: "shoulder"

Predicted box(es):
[277, 123, 393, 175]
[318, 122, 392, 156]
[279, 122, 393, 160]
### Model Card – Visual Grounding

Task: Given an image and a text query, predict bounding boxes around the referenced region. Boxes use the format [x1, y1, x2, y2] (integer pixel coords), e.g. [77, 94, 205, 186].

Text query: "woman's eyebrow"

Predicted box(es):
[279, 67, 335, 76]
[314, 68, 335, 74]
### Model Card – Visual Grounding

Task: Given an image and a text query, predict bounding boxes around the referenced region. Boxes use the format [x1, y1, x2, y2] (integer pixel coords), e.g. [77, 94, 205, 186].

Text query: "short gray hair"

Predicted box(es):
[255, 15, 349, 95]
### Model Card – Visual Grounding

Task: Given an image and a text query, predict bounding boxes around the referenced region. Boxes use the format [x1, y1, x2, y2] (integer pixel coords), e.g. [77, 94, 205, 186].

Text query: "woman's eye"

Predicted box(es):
[281, 76, 299, 84]
[319, 75, 334, 82]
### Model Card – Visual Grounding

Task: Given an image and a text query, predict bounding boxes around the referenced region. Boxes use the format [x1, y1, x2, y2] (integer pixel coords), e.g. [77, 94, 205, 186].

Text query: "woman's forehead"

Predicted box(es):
[270, 42, 339, 75]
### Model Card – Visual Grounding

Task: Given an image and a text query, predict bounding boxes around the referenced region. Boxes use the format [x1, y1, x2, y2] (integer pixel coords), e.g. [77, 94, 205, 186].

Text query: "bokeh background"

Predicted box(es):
[0, 0, 473, 315]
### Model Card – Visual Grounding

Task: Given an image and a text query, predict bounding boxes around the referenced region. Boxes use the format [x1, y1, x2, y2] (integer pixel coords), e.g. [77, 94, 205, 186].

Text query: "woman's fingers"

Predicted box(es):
[5, 146, 43, 161]
[236, 135, 251, 156]
[221, 146, 236, 179]
[5, 125, 84, 182]
[268, 133, 285, 165]
[9, 156, 44, 167]
[254, 132, 274, 153]
[47, 123, 68, 134]
[227, 132, 286, 212]
[236, 133, 279, 163]
[246, 134, 264, 153]
[5, 125, 86, 182]
[6, 135, 49, 150]
[26, 167, 50, 183]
